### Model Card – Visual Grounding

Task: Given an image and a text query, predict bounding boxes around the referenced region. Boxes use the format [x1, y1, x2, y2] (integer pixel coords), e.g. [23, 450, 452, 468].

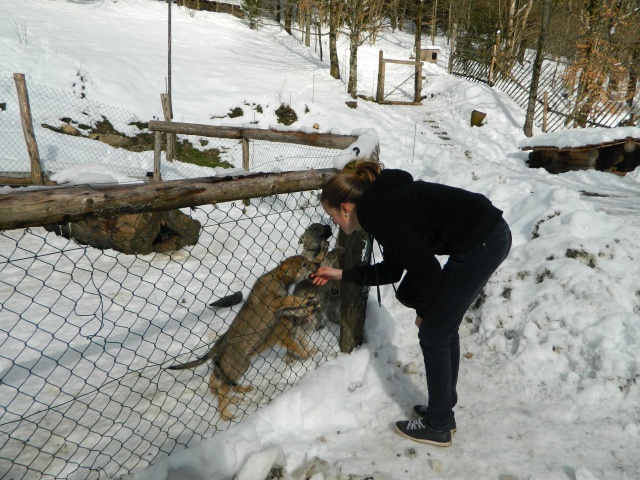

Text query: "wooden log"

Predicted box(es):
[147, 120, 358, 149]
[0, 174, 56, 186]
[566, 149, 599, 162]
[537, 149, 559, 160]
[13, 73, 44, 186]
[564, 149, 597, 167]
[0, 169, 337, 231]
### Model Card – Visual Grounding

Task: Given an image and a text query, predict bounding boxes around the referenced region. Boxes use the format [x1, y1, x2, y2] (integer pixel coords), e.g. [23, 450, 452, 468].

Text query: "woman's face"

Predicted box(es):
[323, 202, 359, 235]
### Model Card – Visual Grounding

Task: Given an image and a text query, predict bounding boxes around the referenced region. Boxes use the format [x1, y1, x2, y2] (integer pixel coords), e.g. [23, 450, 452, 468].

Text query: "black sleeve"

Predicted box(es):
[342, 206, 442, 293]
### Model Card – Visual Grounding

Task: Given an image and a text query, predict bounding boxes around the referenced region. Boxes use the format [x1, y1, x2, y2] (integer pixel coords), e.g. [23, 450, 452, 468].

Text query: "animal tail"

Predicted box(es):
[167, 347, 217, 370]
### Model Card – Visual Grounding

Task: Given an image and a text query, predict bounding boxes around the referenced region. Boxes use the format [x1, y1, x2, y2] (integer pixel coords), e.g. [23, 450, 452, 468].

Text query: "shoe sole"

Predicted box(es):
[395, 425, 452, 447]
[412, 409, 457, 434]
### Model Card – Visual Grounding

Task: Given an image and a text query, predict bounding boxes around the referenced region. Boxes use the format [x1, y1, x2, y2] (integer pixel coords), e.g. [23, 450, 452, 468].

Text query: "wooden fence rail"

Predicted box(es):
[0, 168, 337, 231]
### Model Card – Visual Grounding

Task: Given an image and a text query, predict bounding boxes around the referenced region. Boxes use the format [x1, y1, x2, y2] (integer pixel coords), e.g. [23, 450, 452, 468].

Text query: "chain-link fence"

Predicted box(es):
[450, 51, 639, 132]
[1, 75, 372, 478]
[0, 185, 371, 479]
[1, 75, 352, 183]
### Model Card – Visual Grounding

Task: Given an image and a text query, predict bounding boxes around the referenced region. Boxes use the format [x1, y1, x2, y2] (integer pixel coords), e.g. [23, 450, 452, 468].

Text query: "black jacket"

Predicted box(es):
[341, 169, 503, 312]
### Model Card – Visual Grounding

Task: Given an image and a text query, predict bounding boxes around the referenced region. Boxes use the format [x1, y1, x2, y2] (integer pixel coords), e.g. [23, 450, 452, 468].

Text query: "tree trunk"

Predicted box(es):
[430, 0, 437, 46]
[329, 0, 341, 79]
[284, 0, 292, 35]
[524, 0, 551, 137]
[348, 28, 359, 98]
[626, 42, 639, 124]
[305, 7, 311, 47]
[414, 0, 422, 96]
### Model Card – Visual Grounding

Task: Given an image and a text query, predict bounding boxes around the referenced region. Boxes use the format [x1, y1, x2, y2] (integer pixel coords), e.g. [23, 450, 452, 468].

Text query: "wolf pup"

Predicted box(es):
[262, 246, 345, 363]
[168, 254, 320, 420]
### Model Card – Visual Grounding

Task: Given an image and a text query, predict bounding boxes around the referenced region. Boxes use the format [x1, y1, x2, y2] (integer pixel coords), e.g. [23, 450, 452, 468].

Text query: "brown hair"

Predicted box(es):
[320, 160, 384, 209]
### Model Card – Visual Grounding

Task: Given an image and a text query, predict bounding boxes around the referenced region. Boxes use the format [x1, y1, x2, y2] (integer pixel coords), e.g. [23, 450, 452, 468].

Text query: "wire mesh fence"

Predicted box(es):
[0, 188, 371, 479]
[0, 75, 351, 183]
[450, 51, 639, 132]
[1, 75, 370, 478]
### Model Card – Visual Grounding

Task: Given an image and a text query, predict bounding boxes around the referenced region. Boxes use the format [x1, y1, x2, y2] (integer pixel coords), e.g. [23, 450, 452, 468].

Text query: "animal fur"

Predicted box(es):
[168, 254, 320, 420]
[299, 222, 332, 260]
[263, 246, 344, 363]
[206, 223, 332, 309]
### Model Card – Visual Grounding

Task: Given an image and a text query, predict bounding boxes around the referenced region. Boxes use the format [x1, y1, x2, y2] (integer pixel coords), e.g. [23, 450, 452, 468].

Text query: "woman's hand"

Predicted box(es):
[311, 266, 342, 286]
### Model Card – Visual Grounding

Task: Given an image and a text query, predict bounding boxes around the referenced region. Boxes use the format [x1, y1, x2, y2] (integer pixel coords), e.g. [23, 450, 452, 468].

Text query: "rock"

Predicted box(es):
[45, 210, 201, 255]
[89, 132, 132, 148]
[60, 123, 80, 136]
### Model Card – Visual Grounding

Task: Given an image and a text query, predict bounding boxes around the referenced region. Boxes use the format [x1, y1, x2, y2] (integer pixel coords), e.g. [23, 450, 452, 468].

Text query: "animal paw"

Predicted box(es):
[303, 294, 318, 307]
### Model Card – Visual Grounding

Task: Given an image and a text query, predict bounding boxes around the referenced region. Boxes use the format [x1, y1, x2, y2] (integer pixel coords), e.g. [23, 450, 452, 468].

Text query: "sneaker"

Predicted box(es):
[412, 405, 457, 433]
[395, 418, 452, 447]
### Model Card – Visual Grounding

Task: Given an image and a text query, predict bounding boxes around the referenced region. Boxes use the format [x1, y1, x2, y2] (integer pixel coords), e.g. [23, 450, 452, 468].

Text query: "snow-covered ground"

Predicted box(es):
[1, 1, 640, 479]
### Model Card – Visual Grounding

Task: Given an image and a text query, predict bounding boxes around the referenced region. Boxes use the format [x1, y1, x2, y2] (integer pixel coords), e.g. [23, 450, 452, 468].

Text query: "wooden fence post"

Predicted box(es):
[242, 137, 250, 171]
[543, 91, 549, 133]
[153, 131, 162, 181]
[414, 61, 423, 103]
[376, 50, 385, 103]
[13, 73, 44, 186]
[161, 93, 176, 162]
[488, 30, 501, 87]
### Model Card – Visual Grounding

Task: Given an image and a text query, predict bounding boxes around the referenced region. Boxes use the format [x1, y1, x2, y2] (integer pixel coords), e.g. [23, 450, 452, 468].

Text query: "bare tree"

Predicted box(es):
[329, 0, 342, 79]
[524, 0, 552, 137]
[345, 0, 387, 98]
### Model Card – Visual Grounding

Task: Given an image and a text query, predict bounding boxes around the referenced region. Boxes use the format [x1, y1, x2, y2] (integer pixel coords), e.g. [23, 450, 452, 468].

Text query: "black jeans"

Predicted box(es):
[417, 217, 512, 431]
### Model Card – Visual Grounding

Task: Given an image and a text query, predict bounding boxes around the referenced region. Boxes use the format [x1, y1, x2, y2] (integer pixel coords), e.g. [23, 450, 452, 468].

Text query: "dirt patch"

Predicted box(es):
[42, 115, 234, 169]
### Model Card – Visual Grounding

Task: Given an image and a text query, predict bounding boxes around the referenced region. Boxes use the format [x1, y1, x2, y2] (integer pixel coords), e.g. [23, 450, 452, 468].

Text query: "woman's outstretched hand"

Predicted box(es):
[311, 266, 342, 286]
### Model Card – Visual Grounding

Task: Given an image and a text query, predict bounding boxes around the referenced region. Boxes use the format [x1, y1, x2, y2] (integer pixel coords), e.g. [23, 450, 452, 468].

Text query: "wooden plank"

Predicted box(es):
[0, 168, 338, 231]
[13, 73, 44, 186]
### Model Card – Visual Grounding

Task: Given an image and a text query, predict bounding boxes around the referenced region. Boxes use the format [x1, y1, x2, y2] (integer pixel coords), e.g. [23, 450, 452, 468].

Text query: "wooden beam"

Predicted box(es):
[147, 121, 358, 149]
[0, 169, 338, 231]
[0, 174, 56, 186]
[13, 73, 44, 186]
[382, 59, 423, 66]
